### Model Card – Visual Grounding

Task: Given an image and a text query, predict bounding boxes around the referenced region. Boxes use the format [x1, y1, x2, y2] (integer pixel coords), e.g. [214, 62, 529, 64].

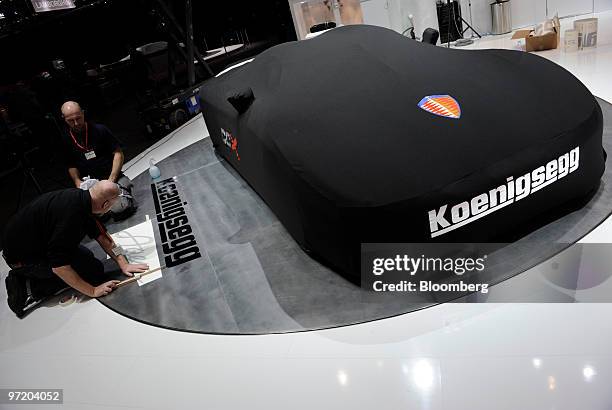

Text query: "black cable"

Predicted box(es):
[447, 0, 452, 47]
[401, 27, 416, 39]
[451, 0, 463, 39]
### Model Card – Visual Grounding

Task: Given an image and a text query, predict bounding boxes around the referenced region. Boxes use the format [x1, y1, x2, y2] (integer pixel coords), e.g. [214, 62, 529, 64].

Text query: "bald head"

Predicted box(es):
[61, 101, 85, 132]
[61, 101, 81, 116]
[89, 180, 120, 215]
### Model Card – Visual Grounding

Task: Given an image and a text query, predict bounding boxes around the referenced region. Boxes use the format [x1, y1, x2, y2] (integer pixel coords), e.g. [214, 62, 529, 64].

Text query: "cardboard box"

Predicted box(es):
[564, 29, 579, 52]
[574, 17, 598, 48]
[511, 17, 561, 52]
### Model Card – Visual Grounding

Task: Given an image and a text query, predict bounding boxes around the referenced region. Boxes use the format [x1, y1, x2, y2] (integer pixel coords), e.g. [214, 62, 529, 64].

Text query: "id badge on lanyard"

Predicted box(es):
[70, 124, 96, 160]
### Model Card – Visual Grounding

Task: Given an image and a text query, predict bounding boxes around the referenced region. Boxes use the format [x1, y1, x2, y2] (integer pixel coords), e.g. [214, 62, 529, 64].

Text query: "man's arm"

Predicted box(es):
[68, 167, 82, 188]
[95, 231, 148, 277]
[109, 148, 124, 183]
[96, 230, 128, 268]
[52, 265, 118, 298]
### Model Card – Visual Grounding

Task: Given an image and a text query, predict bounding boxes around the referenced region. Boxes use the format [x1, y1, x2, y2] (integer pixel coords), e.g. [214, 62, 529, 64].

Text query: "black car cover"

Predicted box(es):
[200, 25, 605, 278]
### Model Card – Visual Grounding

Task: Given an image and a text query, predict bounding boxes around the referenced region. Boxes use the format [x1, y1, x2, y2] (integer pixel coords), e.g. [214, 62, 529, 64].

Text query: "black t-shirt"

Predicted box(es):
[2, 189, 102, 268]
[63, 122, 120, 180]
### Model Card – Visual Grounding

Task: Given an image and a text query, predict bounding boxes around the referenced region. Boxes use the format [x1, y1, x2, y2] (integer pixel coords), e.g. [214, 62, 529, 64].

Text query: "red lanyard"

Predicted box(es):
[69, 123, 89, 152]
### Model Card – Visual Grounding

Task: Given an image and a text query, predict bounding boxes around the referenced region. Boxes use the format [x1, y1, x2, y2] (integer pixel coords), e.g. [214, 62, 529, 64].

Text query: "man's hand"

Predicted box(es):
[120, 263, 149, 277]
[93, 280, 120, 298]
[68, 167, 82, 188]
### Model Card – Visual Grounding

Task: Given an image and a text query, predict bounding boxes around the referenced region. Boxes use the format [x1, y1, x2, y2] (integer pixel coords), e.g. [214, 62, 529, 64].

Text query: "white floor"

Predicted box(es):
[460, 10, 612, 105]
[2, 11, 612, 410]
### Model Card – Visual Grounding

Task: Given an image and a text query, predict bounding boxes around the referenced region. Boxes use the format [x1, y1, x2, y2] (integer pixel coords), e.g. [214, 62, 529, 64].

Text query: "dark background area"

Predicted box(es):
[0, 0, 296, 80]
[0, 0, 296, 248]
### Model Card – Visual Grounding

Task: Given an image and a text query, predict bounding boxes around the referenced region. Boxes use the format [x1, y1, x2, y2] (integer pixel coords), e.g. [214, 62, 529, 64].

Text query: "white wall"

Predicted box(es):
[595, 0, 612, 12]
[362, 0, 393, 27]
[290, 0, 610, 41]
[461, 0, 547, 32]
[386, 0, 439, 37]
[387, 0, 598, 36]
[457, 0, 531, 36]
[511, 0, 547, 28]
[384, 0, 548, 37]
[390, 0, 548, 36]
[456, 0, 595, 35]
[547, 0, 593, 17]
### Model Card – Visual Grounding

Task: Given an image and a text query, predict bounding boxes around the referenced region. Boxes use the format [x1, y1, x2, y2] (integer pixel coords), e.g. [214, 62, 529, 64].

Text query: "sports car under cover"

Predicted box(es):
[200, 25, 605, 278]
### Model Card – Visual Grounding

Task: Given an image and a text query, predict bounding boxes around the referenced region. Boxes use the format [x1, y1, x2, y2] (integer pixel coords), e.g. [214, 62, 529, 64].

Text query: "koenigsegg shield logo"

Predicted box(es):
[418, 95, 461, 119]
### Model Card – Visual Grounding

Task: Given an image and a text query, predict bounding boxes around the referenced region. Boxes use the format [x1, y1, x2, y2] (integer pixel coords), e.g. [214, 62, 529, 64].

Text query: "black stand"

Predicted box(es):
[152, 0, 214, 78]
[14, 148, 44, 210]
[460, 1, 482, 39]
[9, 137, 70, 210]
[1, 116, 70, 213]
[444, 0, 482, 48]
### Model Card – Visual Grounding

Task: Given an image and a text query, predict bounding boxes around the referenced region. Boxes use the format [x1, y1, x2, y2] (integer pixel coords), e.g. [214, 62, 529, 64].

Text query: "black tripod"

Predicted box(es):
[2, 123, 69, 211]
[444, 0, 482, 48]
[14, 147, 44, 210]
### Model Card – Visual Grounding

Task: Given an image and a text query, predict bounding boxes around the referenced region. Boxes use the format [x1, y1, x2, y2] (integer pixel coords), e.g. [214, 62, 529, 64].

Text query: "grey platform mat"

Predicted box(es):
[97, 97, 612, 334]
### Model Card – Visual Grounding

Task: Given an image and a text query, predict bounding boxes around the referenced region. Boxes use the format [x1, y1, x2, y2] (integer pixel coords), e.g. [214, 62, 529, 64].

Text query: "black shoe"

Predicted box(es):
[30, 277, 70, 300]
[5, 271, 42, 318]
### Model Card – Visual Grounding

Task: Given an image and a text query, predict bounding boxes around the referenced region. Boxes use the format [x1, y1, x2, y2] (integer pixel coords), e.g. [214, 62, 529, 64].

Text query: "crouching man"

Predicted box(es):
[60, 101, 136, 221]
[3, 180, 148, 317]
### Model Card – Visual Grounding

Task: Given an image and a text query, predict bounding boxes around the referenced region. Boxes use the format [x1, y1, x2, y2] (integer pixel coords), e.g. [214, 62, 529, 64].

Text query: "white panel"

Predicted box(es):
[459, 0, 548, 33]
[546, 0, 593, 17]
[511, 0, 542, 28]
[594, 0, 612, 12]
[389, 0, 552, 39]
[111, 219, 163, 286]
[361, 0, 392, 28]
[287, 0, 309, 40]
[386, 0, 404, 32]
[457, 0, 554, 35]
[535, 0, 548, 22]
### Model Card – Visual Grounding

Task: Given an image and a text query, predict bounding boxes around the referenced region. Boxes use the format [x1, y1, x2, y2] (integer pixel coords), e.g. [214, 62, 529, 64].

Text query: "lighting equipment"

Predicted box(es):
[401, 14, 417, 39]
[437, 0, 481, 47]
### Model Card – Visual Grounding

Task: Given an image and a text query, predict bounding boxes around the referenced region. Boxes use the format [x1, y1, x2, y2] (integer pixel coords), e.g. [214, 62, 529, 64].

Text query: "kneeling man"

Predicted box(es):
[60, 101, 136, 221]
